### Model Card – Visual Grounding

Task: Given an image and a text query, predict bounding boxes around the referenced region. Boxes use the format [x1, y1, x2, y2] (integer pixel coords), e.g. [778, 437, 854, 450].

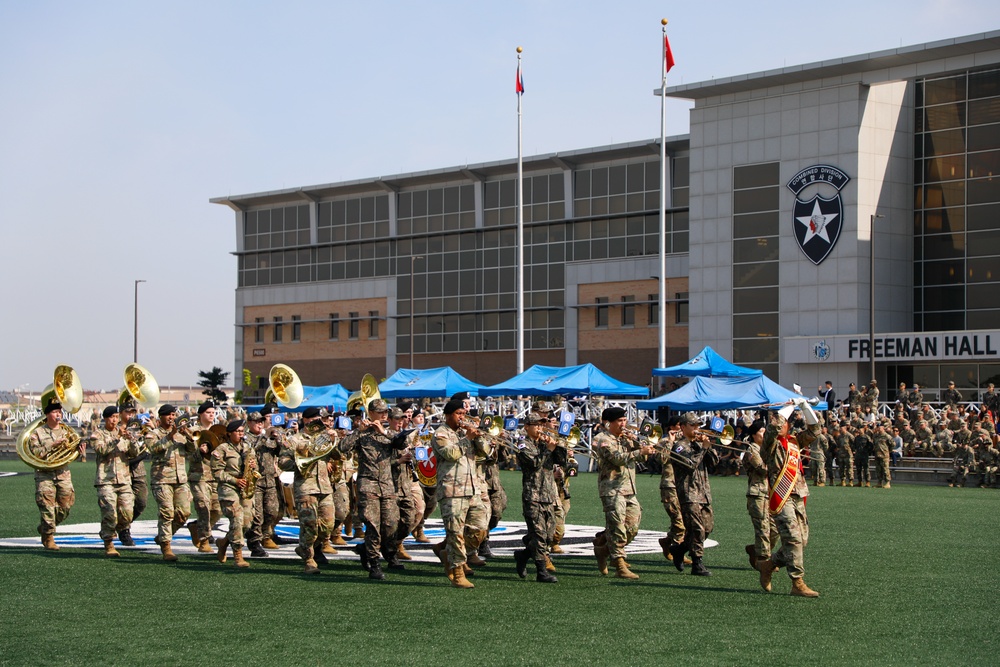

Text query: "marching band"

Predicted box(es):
[17, 362, 847, 597]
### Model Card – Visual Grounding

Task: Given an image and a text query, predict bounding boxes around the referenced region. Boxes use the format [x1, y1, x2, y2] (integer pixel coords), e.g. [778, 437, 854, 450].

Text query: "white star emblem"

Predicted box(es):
[796, 200, 838, 245]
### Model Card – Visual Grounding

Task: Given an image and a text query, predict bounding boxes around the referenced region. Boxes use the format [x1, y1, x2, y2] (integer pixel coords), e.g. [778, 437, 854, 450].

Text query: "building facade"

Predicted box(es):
[215, 31, 1000, 403]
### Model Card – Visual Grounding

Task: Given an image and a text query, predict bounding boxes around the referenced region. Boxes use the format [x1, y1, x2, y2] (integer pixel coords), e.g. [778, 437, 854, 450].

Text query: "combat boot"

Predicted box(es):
[187, 521, 201, 547]
[658, 536, 673, 560]
[790, 577, 820, 598]
[593, 534, 609, 575]
[41, 534, 60, 551]
[103, 539, 120, 558]
[160, 542, 178, 562]
[513, 549, 529, 579]
[467, 552, 487, 567]
[451, 565, 474, 589]
[216, 537, 229, 564]
[397, 543, 413, 560]
[816, 482, 826, 487]
[369, 561, 386, 580]
[613, 557, 640, 580]
[331, 532, 348, 547]
[261, 537, 280, 549]
[478, 538, 494, 559]
[353, 543, 370, 571]
[117, 529, 135, 547]
[535, 560, 558, 583]
[386, 552, 405, 570]
[462, 562, 474, 577]
[690, 556, 712, 576]
[314, 546, 329, 566]
[745, 544, 757, 568]
[669, 542, 687, 572]
[248, 540, 269, 558]
[353, 525, 365, 540]
[550, 535, 564, 554]
[413, 526, 431, 543]
[233, 548, 250, 569]
[543, 555, 556, 572]
[883, 482, 891, 489]
[197, 539, 213, 553]
[757, 558, 775, 592]
[303, 558, 320, 575]
[840, 480, 846, 487]
[320, 537, 337, 555]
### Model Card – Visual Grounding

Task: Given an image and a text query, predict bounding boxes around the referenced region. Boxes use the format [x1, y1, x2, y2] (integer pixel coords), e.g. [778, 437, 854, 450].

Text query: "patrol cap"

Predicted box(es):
[102, 406, 118, 419]
[524, 412, 547, 425]
[158, 404, 177, 417]
[531, 401, 554, 414]
[247, 411, 265, 422]
[226, 419, 245, 433]
[389, 407, 406, 419]
[601, 407, 626, 422]
[369, 399, 389, 414]
[678, 412, 701, 427]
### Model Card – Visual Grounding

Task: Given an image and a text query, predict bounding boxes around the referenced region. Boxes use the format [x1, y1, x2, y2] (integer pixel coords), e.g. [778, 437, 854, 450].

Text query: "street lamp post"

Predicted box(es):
[409, 257, 422, 369]
[869, 214, 884, 384]
[134, 279, 146, 363]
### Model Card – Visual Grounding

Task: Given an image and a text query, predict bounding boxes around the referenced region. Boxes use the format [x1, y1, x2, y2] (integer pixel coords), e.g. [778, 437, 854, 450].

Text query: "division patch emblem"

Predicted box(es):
[787, 165, 851, 265]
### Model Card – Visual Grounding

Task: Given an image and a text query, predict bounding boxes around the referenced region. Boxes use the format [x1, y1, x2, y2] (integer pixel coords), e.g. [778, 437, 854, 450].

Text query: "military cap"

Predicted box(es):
[302, 406, 322, 420]
[158, 404, 177, 417]
[247, 411, 265, 422]
[443, 399, 465, 415]
[197, 400, 215, 414]
[389, 406, 406, 419]
[369, 399, 389, 413]
[678, 412, 701, 426]
[226, 419, 245, 433]
[601, 407, 626, 422]
[102, 406, 118, 419]
[524, 412, 547, 425]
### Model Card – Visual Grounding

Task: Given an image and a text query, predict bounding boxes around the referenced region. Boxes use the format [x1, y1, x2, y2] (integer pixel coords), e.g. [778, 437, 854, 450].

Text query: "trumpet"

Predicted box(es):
[694, 424, 736, 446]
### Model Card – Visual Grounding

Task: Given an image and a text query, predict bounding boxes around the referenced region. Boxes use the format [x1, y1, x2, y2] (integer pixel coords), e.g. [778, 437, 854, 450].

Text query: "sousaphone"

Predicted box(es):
[122, 363, 161, 409]
[269, 364, 304, 409]
[17, 364, 85, 470]
[346, 374, 381, 413]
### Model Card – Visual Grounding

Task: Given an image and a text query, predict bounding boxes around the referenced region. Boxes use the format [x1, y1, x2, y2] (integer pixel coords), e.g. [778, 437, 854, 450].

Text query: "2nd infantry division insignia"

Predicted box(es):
[787, 165, 851, 265]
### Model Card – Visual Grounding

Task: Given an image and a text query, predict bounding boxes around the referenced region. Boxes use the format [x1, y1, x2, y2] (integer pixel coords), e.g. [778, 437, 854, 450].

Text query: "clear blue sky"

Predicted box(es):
[0, 0, 993, 391]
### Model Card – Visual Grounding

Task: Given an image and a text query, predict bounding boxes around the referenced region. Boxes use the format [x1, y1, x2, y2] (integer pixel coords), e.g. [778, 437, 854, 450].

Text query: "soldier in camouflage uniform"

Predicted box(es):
[872, 421, 892, 489]
[278, 407, 336, 575]
[975, 430, 998, 488]
[932, 422, 954, 458]
[669, 413, 720, 577]
[387, 407, 418, 562]
[907, 385, 924, 424]
[756, 405, 821, 597]
[147, 404, 195, 561]
[430, 399, 491, 589]
[119, 399, 146, 546]
[853, 425, 872, 487]
[656, 416, 687, 564]
[744, 421, 777, 569]
[836, 425, 855, 486]
[244, 410, 281, 556]
[950, 441, 976, 487]
[810, 425, 829, 486]
[210, 419, 255, 568]
[90, 406, 140, 557]
[28, 398, 77, 551]
[591, 407, 655, 580]
[187, 402, 221, 553]
[512, 412, 564, 583]
[943, 381, 963, 408]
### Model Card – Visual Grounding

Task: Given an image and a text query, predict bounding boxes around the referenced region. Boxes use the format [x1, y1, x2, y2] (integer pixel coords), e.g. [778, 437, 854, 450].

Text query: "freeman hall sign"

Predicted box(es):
[786, 332, 1000, 364]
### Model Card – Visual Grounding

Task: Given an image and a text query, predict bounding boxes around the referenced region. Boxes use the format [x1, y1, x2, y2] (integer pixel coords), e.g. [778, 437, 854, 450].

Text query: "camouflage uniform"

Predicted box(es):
[592, 430, 646, 560]
[393, 430, 424, 543]
[28, 423, 76, 540]
[338, 425, 407, 565]
[810, 430, 829, 485]
[744, 440, 777, 561]
[671, 435, 720, 559]
[278, 430, 335, 564]
[853, 429, 872, 486]
[211, 438, 255, 549]
[951, 443, 976, 487]
[976, 438, 998, 487]
[188, 422, 221, 545]
[871, 427, 892, 488]
[91, 425, 139, 541]
[943, 386, 963, 408]
[932, 425, 954, 458]
[762, 418, 819, 580]
[483, 448, 508, 544]
[516, 434, 566, 561]
[432, 422, 490, 567]
[915, 422, 934, 455]
[658, 444, 685, 547]
[836, 430, 855, 486]
[245, 428, 282, 545]
[147, 426, 195, 546]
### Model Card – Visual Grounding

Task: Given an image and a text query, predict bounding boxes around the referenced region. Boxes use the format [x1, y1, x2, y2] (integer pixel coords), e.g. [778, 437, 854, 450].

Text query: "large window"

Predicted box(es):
[329, 313, 339, 340]
[317, 194, 389, 243]
[398, 184, 475, 235]
[484, 173, 565, 226]
[273, 316, 283, 343]
[732, 162, 780, 379]
[291, 315, 301, 342]
[915, 68, 1000, 330]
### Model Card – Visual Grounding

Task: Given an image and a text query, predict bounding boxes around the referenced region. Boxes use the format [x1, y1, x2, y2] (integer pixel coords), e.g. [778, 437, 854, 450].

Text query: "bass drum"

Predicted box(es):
[415, 445, 437, 488]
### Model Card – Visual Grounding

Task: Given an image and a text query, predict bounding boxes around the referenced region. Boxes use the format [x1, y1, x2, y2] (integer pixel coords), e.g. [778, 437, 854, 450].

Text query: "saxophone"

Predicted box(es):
[241, 449, 261, 500]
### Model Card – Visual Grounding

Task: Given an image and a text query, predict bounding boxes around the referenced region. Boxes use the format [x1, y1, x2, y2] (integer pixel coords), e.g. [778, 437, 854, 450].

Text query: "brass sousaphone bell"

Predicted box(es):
[121, 363, 161, 409]
[16, 364, 85, 470]
[346, 373, 381, 414]
[268, 363, 304, 409]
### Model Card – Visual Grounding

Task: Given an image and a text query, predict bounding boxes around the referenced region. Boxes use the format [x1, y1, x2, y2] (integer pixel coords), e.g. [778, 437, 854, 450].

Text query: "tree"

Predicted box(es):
[197, 367, 230, 404]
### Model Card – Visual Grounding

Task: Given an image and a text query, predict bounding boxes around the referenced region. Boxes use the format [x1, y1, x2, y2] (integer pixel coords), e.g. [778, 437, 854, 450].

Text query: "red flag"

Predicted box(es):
[516, 63, 524, 94]
[664, 35, 675, 73]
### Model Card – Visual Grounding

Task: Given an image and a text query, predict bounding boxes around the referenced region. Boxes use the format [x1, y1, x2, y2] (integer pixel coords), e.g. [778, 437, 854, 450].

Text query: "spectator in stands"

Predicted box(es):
[891, 427, 904, 467]
[943, 381, 963, 408]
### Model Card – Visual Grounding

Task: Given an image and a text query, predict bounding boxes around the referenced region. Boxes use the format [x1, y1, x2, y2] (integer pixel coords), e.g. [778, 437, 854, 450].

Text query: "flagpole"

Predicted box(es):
[516, 46, 525, 374]
[658, 19, 668, 370]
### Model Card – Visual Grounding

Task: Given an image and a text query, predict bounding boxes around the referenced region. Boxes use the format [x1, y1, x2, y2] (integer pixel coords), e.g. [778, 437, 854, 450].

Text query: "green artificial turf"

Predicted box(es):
[1, 460, 997, 666]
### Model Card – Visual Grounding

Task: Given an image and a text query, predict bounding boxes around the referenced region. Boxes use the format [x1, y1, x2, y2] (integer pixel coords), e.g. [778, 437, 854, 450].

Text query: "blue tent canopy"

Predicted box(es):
[636, 375, 827, 411]
[378, 367, 487, 399]
[481, 363, 649, 398]
[652, 346, 763, 378]
[244, 384, 349, 413]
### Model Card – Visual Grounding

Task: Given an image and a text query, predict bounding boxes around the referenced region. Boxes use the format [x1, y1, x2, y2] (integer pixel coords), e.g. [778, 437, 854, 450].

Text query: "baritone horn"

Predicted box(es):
[269, 364, 304, 409]
[122, 363, 161, 409]
[17, 364, 84, 470]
